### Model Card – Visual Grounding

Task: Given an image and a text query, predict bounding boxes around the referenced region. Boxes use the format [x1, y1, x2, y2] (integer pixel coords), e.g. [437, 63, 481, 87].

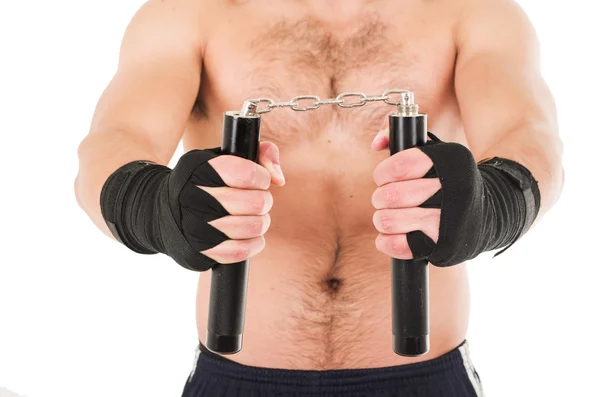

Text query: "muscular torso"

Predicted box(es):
[185, 0, 471, 369]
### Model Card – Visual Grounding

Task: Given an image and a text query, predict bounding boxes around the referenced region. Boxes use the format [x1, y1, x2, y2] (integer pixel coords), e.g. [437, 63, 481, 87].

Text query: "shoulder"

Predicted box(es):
[452, 0, 539, 55]
[124, 0, 220, 58]
[453, 0, 531, 22]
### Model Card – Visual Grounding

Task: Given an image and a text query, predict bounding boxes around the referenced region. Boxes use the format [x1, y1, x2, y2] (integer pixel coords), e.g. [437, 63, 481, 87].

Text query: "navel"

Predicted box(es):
[325, 277, 342, 292]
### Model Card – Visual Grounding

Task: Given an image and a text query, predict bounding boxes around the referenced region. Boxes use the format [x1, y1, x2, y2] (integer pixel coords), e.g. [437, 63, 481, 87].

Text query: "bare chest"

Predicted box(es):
[195, 1, 461, 148]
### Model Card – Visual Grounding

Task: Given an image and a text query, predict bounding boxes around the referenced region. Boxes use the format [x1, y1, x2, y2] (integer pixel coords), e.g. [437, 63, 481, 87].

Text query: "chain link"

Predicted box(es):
[242, 89, 415, 116]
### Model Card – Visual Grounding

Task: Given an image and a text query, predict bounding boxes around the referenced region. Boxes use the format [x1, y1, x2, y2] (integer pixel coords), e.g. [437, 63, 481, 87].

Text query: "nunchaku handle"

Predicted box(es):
[206, 111, 261, 354]
[389, 113, 430, 357]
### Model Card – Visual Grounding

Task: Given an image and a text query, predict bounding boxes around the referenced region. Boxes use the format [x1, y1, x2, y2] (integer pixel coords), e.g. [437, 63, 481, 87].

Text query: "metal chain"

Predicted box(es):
[240, 89, 418, 116]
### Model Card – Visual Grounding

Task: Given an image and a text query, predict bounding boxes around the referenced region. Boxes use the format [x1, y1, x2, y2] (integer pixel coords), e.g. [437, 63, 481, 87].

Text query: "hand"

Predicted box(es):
[371, 129, 441, 260]
[99, 140, 286, 271]
[199, 141, 285, 264]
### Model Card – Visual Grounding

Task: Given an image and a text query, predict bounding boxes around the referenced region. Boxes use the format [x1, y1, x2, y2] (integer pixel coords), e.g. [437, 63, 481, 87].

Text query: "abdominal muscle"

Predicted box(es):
[185, 127, 471, 370]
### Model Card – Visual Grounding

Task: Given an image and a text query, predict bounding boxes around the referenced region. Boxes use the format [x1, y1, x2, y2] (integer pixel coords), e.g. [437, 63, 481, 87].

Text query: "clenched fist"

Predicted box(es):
[100, 141, 285, 272]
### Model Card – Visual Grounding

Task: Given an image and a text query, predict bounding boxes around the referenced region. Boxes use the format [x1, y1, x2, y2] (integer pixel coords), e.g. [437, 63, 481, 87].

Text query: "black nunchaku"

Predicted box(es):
[206, 109, 261, 354]
[389, 95, 430, 357]
[206, 94, 430, 357]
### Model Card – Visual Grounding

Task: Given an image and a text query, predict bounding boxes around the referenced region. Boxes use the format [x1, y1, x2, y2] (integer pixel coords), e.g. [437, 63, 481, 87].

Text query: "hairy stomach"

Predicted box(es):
[193, 145, 471, 369]
[195, 235, 470, 370]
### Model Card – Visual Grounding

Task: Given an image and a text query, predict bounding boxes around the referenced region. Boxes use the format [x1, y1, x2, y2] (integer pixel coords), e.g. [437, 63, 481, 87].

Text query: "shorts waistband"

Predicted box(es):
[193, 340, 472, 393]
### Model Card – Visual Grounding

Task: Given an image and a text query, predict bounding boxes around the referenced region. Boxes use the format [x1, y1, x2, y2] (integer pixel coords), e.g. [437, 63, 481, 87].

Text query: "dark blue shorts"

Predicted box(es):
[181, 340, 484, 396]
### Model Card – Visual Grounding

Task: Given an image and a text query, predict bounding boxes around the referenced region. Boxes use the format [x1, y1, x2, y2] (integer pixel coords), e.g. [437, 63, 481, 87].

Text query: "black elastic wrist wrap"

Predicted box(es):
[100, 161, 167, 254]
[478, 157, 541, 256]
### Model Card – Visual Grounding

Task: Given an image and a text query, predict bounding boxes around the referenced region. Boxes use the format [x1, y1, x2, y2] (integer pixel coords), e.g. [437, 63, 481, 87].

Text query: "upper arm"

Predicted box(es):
[89, 0, 206, 164]
[454, 0, 559, 160]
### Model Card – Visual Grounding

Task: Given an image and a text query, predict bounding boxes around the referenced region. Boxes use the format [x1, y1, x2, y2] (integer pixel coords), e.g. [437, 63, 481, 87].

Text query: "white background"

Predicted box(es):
[0, 1, 598, 396]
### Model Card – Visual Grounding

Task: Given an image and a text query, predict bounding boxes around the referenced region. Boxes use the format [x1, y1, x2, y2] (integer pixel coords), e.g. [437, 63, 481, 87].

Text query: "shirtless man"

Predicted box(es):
[75, 0, 563, 395]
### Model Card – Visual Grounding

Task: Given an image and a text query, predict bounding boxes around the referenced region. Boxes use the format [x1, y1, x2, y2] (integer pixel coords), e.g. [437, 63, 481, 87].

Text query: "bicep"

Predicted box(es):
[89, 0, 205, 164]
[454, 0, 558, 160]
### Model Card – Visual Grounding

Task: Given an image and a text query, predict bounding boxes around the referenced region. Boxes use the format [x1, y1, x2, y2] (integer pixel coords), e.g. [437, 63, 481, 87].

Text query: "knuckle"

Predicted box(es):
[391, 237, 410, 256]
[225, 157, 257, 187]
[248, 191, 271, 213]
[245, 218, 264, 235]
[391, 157, 408, 180]
[240, 163, 258, 186]
[382, 220, 394, 233]
[228, 245, 250, 262]
[376, 211, 395, 233]
[249, 193, 265, 212]
[384, 185, 401, 207]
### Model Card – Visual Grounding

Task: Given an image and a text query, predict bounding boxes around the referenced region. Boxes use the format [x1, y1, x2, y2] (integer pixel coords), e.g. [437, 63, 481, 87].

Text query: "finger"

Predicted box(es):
[373, 148, 433, 186]
[208, 155, 271, 190]
[372, 178, 441, 209]
[201, 236, 266, 264]
[258, 141, 286, 187]
[198, 186, 273, 215]
[371, 128, 390, 151]
[208, 214, 271, 239]
[371, 110, 396, 151]
[375, 233, 413, 260]
[373, 208, 440, 242]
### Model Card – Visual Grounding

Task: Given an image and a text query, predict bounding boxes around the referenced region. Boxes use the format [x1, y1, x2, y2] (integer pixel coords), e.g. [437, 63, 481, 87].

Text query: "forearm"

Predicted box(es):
[477, 121, 564, 219]
[75, 130, 165, 237]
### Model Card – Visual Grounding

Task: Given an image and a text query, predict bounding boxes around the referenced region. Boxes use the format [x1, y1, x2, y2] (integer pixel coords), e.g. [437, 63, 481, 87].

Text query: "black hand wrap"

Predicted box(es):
[100, 148, 231, 271]
[407, 133, 541, 267]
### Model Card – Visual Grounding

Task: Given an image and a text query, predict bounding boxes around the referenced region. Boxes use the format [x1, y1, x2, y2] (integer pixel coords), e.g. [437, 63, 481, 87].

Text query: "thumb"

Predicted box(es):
[371, 112, 392, 151]
[258, 141, 285, 186]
